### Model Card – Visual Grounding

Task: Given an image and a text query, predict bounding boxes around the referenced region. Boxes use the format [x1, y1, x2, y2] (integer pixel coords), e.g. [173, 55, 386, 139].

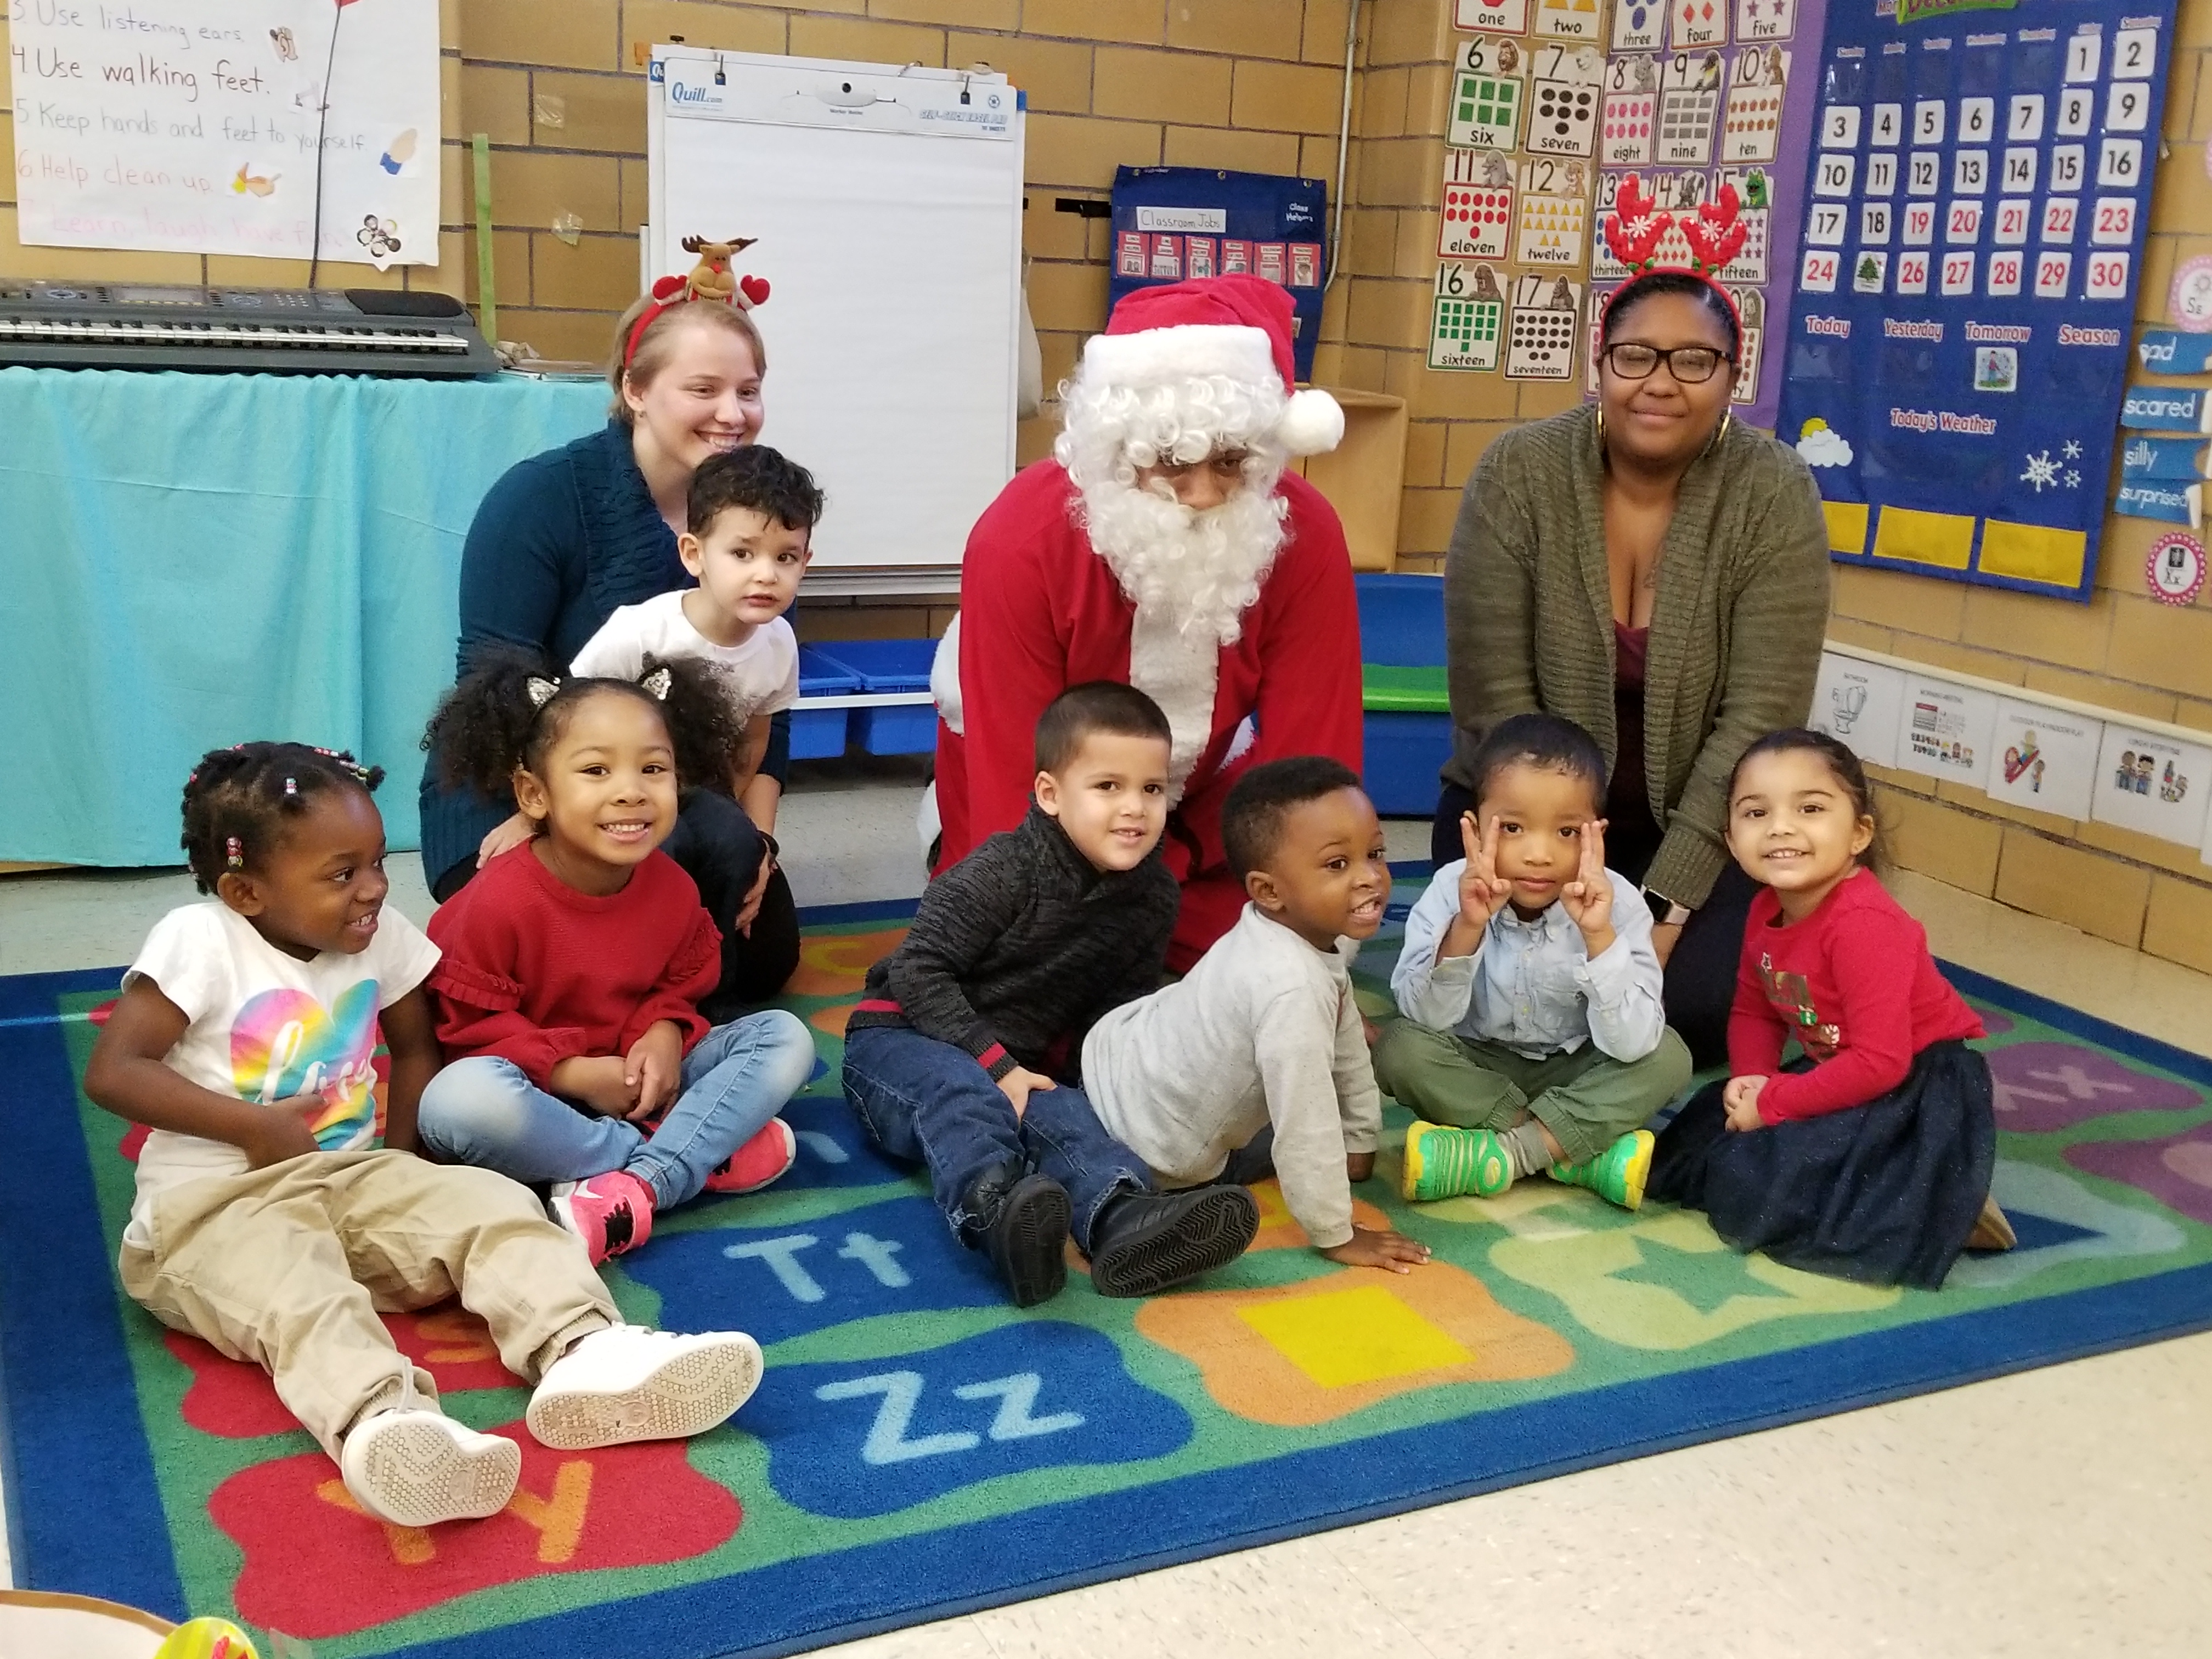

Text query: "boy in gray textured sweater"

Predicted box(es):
[1085, 758, 1432, 1272]
[843, 683, 1261, 1307]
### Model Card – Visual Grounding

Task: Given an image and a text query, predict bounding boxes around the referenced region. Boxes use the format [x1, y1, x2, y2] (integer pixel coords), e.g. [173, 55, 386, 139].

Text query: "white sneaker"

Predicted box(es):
[340, 1406, 520, 1527]
[526, 1324, 764, 1451]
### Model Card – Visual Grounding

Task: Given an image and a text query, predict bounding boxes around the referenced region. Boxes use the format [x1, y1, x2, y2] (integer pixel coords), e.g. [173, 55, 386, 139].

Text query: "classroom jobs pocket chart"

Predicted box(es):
[1774, 0, 2179, 602]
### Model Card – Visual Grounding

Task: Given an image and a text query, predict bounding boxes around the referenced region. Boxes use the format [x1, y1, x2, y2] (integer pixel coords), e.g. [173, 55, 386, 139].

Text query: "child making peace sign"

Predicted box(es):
[1374, 714, 1691, 1209]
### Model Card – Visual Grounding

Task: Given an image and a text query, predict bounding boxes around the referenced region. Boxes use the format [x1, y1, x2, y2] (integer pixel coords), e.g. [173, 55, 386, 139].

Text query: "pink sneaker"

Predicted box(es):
[550, 1169, 656, 1265]
[702, 1119, 798, 1195]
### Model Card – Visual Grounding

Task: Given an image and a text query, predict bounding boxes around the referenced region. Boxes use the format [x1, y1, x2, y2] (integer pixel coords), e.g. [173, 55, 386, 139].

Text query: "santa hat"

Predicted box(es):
[1080, 274, 1344, 456]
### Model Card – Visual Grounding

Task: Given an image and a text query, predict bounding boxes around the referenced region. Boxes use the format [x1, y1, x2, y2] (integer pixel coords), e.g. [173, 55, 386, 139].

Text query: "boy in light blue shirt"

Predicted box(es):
[1374, 714, 1690, 1210]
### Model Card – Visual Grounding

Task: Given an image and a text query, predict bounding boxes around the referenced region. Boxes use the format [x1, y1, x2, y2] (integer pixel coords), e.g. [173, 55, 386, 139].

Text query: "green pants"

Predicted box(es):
[1372, 1020, 1692, 1166]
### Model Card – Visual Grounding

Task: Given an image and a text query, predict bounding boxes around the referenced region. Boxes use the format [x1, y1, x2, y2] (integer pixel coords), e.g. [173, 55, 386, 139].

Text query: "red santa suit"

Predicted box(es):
[933, 277, 1364, 972]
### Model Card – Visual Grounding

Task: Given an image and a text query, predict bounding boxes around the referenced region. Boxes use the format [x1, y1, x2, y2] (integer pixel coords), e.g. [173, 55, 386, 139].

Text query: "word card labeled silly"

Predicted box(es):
[7, 0, 441, 264]
[1776, 0, 2178, 601]
[1583, 0, 1825, 421]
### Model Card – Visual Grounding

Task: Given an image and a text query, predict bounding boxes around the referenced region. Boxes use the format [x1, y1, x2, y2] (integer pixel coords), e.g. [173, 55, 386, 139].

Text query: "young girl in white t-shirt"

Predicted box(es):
[84, 743, 766, 1530]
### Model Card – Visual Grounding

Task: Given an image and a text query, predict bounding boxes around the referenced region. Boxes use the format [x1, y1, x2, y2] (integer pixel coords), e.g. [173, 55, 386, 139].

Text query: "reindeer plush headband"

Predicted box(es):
[623, 234, 772, 369]
[1599, 175, 1748, 336]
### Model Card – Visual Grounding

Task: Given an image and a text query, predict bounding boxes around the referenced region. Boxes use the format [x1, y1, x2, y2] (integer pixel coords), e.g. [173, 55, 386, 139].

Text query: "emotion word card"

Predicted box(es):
[1440, 150, 1515, 261]
[1506, 274, 1583, 379]
[1430, 262, 1506, 370]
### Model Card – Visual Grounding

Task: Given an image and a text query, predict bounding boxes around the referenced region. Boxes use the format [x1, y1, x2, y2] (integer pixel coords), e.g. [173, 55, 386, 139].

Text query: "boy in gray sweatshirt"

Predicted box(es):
[1084, 758, 1431, 1272]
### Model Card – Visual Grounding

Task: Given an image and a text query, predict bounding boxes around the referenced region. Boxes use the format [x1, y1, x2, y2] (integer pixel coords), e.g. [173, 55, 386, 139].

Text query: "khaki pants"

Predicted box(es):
[1372, 1020, 1692, 1166]
[120, 1150, 616, 1459]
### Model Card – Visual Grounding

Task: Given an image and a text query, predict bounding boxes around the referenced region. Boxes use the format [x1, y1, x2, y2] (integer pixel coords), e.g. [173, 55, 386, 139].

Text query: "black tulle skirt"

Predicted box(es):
[1648, 1040, 1995, 1289]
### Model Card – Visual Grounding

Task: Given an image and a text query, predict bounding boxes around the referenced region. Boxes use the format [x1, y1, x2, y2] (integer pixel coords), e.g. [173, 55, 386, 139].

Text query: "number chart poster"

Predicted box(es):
[8, 0, 439, 266]
[1775, 1, 2177, 601]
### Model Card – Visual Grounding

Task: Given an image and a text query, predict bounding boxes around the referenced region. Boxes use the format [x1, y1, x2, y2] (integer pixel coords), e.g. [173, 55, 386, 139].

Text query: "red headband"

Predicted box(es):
[622, 266, 772, 369]
[1600, 174, 1747, 336]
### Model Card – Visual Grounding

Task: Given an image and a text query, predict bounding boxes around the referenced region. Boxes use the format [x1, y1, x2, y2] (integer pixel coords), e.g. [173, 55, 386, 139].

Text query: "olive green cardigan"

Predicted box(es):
[1442, 402, 1832, 911]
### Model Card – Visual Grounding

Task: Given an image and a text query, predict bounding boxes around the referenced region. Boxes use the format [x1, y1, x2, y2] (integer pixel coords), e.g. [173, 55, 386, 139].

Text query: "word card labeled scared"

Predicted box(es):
[1776, 0, 2178, 602]
[1507, 273, 1583, 378]
[1440, 149, 1516, 260]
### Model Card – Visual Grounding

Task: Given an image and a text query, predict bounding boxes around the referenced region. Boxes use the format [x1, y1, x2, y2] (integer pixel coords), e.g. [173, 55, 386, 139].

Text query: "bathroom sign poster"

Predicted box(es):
[7, 0, 440, 265]
[1774, 0, 2179, 602]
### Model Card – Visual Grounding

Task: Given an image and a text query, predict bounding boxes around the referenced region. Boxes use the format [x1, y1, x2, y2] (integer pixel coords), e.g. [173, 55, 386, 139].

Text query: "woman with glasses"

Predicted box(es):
[1434, 269, 1830, 1066]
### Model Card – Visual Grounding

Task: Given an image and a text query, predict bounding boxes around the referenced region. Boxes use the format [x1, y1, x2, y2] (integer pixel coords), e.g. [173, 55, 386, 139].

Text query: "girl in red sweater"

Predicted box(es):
[416, 653, 816, 1265]
[1648, 730, 2008, 1288]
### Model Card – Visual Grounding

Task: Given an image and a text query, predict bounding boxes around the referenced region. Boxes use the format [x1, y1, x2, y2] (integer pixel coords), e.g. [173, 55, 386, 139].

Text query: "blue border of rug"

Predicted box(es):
[7, 936, 2212, 1658]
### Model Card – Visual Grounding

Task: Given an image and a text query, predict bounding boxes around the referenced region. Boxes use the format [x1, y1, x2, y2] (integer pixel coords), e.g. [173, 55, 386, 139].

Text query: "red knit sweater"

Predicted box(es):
[426, 845, 720, 1088]
[1729, 868, 1983, 1123]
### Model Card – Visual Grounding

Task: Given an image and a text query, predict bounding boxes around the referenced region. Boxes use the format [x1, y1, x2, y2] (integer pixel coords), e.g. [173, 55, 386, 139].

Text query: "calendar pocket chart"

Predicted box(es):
[1776, 0, 2177, 601]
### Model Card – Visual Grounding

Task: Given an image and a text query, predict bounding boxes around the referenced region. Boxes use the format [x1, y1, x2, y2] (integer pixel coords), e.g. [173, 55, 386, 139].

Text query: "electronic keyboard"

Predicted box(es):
[0, 282, 501, 377]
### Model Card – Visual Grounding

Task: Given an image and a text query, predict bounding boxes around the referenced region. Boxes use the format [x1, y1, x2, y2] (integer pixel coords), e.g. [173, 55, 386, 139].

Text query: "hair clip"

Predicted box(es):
[225, 836, 245, 870]
[284, 776, 298, 796]
[640, 667, 674, 701]
[526, 675, 561, 709]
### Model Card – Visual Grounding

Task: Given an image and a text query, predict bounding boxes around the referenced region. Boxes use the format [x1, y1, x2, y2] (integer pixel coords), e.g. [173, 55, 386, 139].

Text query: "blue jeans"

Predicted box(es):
[841, 1024, 1150, 1252]
[418, 1011, 816, 1210]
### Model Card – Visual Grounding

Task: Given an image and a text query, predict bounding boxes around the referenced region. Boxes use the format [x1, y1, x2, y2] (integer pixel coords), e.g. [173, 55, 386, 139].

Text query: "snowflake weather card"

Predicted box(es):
[1775, 0, 2178, 601]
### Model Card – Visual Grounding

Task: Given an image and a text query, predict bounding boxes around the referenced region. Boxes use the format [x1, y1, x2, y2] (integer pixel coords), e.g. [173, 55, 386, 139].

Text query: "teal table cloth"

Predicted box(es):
[0, 366, 608, 866]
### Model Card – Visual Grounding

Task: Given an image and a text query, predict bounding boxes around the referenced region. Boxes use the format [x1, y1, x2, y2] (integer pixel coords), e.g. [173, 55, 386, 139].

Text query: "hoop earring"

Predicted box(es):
[1701, 410, 1731, 457]
[1595, 405, 1607, 447]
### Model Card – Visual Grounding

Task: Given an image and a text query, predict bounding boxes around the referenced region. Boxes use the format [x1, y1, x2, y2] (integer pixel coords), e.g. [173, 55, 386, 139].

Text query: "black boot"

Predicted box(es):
[961, 1163, 1071, 1308]
[1085, 1184, 1260, 1298]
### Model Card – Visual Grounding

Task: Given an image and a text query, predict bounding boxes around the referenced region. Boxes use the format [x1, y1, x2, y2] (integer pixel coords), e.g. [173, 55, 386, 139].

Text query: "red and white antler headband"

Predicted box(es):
[1599, 174, 1746, 332]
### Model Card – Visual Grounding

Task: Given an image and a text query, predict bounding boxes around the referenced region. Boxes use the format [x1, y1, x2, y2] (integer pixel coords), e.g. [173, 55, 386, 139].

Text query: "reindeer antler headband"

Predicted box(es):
[1599, 174, 1747, 333]
[622, 233, 772, 369]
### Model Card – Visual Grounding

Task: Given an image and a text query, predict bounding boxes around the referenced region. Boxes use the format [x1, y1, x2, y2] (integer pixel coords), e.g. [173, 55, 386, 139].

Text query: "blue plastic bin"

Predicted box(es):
[1354, 572, 1448, 667]
[810, 638, 940, 755]
[1353, 573, 1451, 816]
[792, 646, 860, 759]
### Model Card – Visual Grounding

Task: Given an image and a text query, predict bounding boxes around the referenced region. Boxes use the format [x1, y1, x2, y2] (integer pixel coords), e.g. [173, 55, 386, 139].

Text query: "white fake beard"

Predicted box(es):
[1078, 473, 1289, 650]
[1076, 475, 1289, 794]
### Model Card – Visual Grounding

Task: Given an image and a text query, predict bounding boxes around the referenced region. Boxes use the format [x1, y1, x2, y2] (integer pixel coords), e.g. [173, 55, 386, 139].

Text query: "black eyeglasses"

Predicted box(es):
[1601, 343, 1735, 384]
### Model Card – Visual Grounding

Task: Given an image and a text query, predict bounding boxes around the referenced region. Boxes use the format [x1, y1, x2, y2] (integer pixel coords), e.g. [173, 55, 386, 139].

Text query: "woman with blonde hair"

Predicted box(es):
[416, 287, 799, 1011]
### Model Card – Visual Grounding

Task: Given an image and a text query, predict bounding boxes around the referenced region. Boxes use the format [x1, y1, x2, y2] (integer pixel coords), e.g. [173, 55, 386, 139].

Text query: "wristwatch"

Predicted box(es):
[1643, 887, 1691, 928]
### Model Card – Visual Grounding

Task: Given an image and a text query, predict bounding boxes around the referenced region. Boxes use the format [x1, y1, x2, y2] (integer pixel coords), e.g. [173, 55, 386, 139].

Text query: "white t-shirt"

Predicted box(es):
[119, 901, 441, 1249]
[570, 590, 799, 724]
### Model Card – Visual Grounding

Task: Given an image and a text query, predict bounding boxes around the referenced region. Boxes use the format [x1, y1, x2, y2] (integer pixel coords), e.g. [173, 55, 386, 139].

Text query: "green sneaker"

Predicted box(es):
[1547, 1128, 1655, 1211]
[1401, 1122, 1514, 1203]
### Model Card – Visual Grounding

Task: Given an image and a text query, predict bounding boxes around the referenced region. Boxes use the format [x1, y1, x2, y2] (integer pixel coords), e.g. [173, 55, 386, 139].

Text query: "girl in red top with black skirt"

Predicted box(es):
[1649, 730, 2010, 1288]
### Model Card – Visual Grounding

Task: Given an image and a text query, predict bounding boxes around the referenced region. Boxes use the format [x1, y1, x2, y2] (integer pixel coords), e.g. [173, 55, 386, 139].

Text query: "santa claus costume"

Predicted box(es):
[933, 275, 1365, 972]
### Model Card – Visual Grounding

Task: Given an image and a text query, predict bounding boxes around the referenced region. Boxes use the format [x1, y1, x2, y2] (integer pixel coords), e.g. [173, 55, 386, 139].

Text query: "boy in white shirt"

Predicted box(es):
[571, 444, 815, 811]
[1376, 714, 1691, 1210]
[1084, 757, 1431, 1272]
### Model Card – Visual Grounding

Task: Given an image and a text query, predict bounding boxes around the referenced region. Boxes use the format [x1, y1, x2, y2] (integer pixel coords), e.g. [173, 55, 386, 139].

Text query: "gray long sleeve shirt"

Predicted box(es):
[1082, 904, 1382, 1249]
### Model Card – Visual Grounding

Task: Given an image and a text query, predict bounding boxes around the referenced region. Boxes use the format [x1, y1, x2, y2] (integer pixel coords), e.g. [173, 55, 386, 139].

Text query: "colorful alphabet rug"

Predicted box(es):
[5, 887, 2212, 1659]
